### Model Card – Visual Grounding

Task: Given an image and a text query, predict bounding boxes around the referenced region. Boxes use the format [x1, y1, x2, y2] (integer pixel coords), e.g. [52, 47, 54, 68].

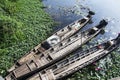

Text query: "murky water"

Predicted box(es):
[42, 0, 120, 40]
[42, 1, 120, 79]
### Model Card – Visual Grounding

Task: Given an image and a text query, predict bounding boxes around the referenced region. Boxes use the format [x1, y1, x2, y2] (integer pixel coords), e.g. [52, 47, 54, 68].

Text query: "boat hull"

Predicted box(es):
[5, 20, 108, 80]
[8, 14, 92, 72]
[27, 35, 120, 80]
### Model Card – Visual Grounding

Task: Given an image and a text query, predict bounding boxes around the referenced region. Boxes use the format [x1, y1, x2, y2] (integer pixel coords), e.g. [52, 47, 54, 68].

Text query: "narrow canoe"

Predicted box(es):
[5, 20, 108, 80]
[26, 34, 120, 80]
[8, 11, 94, 72]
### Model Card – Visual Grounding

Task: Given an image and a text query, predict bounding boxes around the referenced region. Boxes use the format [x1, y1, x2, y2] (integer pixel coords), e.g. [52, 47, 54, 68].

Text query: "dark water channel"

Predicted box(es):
[43, 0, 120, 41]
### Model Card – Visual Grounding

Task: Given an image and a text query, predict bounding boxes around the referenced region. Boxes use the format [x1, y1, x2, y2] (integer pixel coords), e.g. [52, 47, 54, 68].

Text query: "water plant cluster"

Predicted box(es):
[0, 0, 54, 76]
[67, 39, 120, 80]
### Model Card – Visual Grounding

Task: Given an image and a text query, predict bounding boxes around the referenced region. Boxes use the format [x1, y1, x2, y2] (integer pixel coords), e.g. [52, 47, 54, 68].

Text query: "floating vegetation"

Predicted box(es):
[57, 4, 89, 16]
[66, 38, 120, 80]
[0, 0, 54, 76]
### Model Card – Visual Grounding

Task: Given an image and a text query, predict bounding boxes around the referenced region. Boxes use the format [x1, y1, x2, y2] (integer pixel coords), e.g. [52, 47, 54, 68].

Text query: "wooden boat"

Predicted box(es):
[8, 11, 94, 72]
[26, 34, 120, 80]
[5, 20, 108, 80]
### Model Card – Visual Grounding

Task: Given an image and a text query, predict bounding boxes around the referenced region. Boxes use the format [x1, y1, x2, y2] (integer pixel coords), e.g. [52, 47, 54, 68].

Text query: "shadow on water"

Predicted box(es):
[42, 0, 120, 40]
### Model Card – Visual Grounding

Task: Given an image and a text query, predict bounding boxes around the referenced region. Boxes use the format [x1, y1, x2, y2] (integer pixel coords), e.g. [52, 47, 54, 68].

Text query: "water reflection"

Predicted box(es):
[42, 0, 89, 31]
[42, 1, 120, 79]
[42, 0, 120, 39]
[81, 0, 120, 39]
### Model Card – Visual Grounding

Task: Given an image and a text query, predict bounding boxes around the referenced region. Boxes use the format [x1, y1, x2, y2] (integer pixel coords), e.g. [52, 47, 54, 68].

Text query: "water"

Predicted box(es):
[42, 1, 120, 79]
[42, 0, 120, 40]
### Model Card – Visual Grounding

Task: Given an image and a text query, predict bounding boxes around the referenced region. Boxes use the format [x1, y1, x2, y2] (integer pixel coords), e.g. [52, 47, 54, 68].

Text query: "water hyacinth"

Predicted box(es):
[65, 36, 120, 80]
[0, 0, 54, 76]
[95, 67, 102, 71]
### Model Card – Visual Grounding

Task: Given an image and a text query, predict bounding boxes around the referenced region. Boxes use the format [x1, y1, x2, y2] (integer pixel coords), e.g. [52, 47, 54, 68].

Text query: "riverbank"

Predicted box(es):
[0, 0, 54, 76]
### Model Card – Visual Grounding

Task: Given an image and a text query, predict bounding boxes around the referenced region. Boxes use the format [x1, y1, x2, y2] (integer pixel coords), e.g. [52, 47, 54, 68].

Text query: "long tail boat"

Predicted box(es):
[8, 11, 94, 72]
[26, 34, 120, 80]
[5, 20, 108, 80]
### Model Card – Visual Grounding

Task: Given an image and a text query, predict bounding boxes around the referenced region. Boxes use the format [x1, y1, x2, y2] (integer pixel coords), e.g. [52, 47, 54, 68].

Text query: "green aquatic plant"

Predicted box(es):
[67, 40, 120, 80]
[0, 0, 54, 76]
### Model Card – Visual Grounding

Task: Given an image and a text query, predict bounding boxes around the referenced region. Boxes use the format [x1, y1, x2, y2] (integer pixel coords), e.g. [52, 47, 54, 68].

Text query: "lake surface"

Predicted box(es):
[42, 0, 120, 40]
